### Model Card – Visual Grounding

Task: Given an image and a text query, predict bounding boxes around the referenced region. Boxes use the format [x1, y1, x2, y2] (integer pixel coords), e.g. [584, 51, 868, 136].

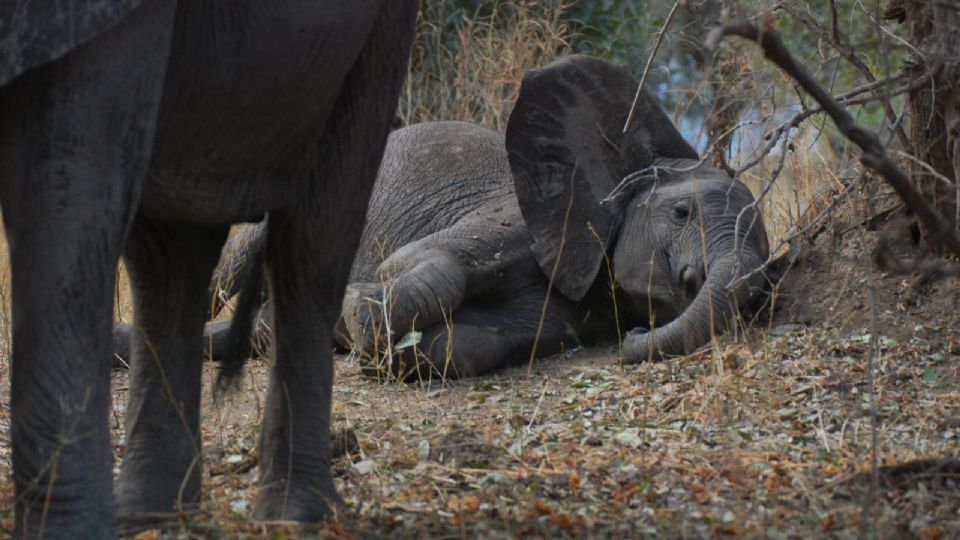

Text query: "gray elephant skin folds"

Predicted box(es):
[0, 1, 417, 537]
[197, 55, 770, 381]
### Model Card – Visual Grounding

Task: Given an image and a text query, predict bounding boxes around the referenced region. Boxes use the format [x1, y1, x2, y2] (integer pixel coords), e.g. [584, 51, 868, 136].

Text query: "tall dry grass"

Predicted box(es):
[397, 0, 574, 132]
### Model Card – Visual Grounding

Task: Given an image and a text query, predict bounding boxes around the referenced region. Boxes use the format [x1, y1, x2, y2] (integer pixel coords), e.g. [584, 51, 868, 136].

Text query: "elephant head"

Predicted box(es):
[506, 55, 769, 361]
[612, 157, 770, 361]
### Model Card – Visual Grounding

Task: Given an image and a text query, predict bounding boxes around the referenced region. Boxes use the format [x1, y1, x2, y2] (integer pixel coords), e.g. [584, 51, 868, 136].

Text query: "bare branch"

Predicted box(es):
[730, 70, 929, 181]
[779, 3, 912, 149]
[704, 16, 960, 258]
[829, 0, 840, 44]
[895, 150, 957, 187]
[728, 172, 862, 289]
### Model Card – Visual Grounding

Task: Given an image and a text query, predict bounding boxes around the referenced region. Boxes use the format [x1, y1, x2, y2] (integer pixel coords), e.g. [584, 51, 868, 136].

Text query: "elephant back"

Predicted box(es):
[1, 1, 144, 87]
[351, 121, 517, 282]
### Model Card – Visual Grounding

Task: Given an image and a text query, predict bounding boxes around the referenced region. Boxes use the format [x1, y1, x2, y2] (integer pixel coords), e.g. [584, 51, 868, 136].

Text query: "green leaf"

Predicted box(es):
[395, 330, 422, 350]
[923, 366, 936, 384]
[417, 439, 431, 462]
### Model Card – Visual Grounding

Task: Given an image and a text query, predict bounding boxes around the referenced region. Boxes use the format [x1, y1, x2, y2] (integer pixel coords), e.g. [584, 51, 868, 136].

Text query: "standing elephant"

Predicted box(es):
[190, 55, 770, 380]
[1, 1, 416, 537]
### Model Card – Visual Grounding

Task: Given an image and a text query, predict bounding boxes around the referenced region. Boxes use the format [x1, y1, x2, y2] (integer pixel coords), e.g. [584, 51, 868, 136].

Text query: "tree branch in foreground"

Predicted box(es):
[703, 16, 960, 259]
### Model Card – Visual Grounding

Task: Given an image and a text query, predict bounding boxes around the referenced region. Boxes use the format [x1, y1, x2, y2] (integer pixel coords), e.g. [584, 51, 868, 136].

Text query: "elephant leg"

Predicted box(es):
[252, 216, 343, 521]
[374, 290, 578, 380]
[116, 218, 228, 527]
[252, 0, 417, 522]
[380, 318, 512, 380]
[343, 246, 466, 357]
[0, 2, 174, 538]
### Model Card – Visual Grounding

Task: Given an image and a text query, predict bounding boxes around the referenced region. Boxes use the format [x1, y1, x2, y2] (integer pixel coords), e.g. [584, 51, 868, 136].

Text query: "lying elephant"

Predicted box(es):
[2, 1, 417, 536]
[342, 74, 771, 376]
[117, 55, 771, 380]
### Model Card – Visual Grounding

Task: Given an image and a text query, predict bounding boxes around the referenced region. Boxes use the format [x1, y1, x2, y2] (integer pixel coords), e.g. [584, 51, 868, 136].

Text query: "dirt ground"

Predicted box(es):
[0, 209, 959, 539]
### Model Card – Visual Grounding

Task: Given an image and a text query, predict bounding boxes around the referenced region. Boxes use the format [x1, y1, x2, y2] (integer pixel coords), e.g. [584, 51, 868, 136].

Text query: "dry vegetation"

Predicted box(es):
[397, 0, 573, 131]
[1, 1, 959, 538]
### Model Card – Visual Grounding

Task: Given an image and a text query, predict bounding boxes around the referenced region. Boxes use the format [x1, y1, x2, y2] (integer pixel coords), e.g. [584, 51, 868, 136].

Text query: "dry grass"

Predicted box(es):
[397, 0, 574, 131]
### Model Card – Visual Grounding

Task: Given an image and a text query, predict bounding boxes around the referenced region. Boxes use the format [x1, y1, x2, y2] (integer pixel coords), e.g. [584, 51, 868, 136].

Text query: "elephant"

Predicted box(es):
[0, 1, 417, 537]
[171, 55, 770, 381]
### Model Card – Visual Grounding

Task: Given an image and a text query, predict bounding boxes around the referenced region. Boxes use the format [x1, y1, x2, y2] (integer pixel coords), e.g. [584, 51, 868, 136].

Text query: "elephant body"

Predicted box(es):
[1, 1, 416, 537]
[192, 55, 771, 382]
[345, 121, 581, 377]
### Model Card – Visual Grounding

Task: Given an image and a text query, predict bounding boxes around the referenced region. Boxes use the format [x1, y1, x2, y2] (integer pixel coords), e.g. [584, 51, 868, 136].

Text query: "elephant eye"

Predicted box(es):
[671, 202, 693, 223]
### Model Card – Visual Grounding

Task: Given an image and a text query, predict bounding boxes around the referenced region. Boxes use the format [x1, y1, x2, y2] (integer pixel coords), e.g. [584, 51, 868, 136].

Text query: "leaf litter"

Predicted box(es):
[0, 240, 957, 538]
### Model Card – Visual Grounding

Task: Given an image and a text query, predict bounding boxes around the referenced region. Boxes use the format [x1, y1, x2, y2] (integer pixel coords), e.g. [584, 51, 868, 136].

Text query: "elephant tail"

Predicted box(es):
[214, 258, 269, 390]
[209, 221, 268, 316]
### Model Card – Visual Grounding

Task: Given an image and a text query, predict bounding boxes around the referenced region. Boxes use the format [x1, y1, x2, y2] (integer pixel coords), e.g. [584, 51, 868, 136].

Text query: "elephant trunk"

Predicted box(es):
[622, 250, 762, 362]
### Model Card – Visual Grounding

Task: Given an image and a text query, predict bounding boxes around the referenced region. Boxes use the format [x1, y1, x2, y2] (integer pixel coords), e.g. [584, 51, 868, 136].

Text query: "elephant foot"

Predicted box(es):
[342, 281, 391, 354]
[116, 451, 202, 533]
[15, 490, 116, 540]
[116, 479, 201, 534]
[252, 478, 342, 523]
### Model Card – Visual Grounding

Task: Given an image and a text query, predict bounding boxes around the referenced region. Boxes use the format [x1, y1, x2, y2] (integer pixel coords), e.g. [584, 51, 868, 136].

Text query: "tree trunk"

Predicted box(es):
[888, 0, 960, 252]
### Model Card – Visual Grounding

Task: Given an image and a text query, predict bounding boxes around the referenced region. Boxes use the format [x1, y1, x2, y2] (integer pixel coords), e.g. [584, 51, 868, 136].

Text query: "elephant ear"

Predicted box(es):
[506, 54, 697, 301]
[1, 0, 144, 86]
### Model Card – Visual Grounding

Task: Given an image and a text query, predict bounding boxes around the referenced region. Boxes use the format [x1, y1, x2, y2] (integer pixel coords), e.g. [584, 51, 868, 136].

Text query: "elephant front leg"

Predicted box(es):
[388, 289, 579, 380]
[0, 1, 174, 536]
[253, 0, 416, 520]
[343, 246, 467, 362]
[116, 218, 228, 528]
[252, 216, 345, 521]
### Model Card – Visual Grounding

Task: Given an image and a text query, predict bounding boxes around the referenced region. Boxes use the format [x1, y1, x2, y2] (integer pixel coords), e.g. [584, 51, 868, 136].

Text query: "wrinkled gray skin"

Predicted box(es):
[175, 55, 769, 381]
[0, 1, 416, 537]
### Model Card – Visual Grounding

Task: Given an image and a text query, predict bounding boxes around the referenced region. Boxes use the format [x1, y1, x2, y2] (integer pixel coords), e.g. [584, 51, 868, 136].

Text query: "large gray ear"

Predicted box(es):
[506, 54, 697, 301]
[0, 0, 144, 86]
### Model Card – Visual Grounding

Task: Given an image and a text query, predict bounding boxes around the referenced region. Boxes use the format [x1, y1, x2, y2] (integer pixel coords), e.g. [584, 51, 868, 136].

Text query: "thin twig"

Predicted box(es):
[623, 0, 682, 134]
[895, 150, 957, 186]
[733, 69, 930, 180]
[704, 16, 960, 258]
[729, 172, 862, 288]
[733, 133, 791, 277]
[779, 3, 912, 149]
